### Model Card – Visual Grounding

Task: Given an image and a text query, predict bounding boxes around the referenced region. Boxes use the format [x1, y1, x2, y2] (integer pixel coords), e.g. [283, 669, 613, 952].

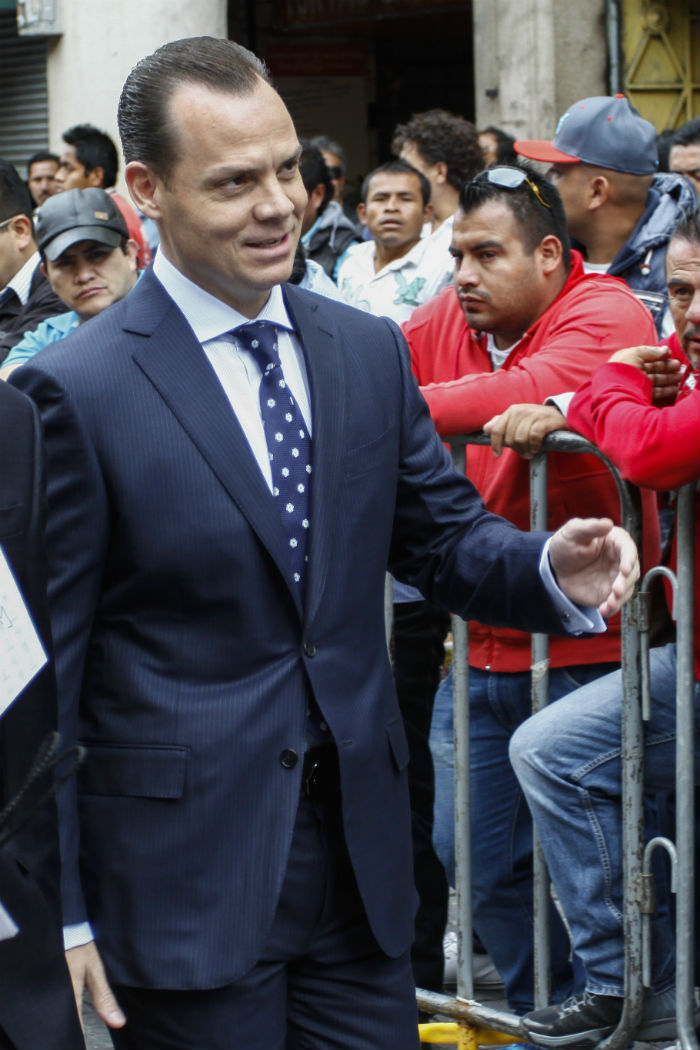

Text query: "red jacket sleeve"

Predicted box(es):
[417, 282, 657, 437]
[569, 363, 700, 490]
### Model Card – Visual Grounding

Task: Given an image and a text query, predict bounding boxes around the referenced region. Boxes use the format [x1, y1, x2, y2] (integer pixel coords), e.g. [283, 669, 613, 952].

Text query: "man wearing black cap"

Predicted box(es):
[515, 94, 695, 336]
[0, 188, 138, 379]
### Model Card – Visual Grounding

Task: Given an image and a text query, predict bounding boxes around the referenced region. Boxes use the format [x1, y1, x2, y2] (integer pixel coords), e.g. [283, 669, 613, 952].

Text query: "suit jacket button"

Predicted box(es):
[280, 748, 299, 769]
[303, 641, 317, 657]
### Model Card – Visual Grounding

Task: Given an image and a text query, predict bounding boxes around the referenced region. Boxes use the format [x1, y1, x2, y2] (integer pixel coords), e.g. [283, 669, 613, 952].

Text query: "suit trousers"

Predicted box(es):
[110, 777, 420, 1050]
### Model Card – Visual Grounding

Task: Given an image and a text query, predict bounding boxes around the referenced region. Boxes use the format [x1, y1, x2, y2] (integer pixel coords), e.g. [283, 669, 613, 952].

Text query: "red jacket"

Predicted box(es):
[403, 251, 661, 671]
[569, 336, 699, 680]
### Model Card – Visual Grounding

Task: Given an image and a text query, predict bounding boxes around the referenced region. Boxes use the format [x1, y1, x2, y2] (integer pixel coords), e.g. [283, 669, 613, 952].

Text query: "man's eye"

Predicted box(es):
[671, 288, 693, 302]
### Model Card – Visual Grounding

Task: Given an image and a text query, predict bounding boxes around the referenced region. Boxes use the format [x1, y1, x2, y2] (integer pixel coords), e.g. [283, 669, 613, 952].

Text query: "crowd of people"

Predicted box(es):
[0, 35, 697, 1050]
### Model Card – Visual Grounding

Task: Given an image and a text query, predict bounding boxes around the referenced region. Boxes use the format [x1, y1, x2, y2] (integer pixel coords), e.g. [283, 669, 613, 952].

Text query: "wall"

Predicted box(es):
[472, 0, 607, 139]
[46, 0, 227, 192]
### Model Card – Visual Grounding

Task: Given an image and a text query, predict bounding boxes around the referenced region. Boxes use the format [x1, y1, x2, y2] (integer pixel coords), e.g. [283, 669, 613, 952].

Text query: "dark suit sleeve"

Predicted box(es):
[9, 365, 111, 926]
[386, 320, 566, 635]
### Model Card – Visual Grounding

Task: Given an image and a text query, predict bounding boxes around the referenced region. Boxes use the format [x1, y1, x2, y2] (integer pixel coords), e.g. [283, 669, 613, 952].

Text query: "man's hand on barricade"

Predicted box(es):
[549, 518, 639, 619]
[483, 404, 568, 458]
[608, 345, 684, 403]
[66, 941, 126, 1032]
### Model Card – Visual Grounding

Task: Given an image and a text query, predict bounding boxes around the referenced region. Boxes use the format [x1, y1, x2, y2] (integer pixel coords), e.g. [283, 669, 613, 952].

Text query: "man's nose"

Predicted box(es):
[74, 260, 96, 282]
[455, 259, 478, 288]
[256, 177, 296, 219]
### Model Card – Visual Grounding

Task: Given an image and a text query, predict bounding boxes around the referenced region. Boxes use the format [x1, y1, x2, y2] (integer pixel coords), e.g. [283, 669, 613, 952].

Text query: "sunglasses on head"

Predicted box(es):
[481, 166, 551, 208]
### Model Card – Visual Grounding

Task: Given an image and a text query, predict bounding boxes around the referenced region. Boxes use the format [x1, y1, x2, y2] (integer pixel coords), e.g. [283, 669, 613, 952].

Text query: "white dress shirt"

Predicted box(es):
[152, 250, 312, 492]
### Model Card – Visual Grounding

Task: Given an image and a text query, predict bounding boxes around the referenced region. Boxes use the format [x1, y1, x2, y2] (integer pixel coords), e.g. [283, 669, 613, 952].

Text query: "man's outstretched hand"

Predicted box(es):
[549, 518, 639, 619]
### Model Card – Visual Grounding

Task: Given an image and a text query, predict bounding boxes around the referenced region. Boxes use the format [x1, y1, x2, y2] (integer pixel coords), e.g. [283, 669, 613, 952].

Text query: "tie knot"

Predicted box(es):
[235, 321, 279, 374]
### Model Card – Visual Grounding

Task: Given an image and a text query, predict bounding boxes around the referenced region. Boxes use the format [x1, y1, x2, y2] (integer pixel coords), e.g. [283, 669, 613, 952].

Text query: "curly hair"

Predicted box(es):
[391, 109, 484, 191]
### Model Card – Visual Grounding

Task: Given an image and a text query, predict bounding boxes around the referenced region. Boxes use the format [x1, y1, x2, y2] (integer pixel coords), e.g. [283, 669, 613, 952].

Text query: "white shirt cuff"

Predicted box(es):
[63, 921, 94, 950]
[539, 538, 606, 634]
[546, 391, 575, 416]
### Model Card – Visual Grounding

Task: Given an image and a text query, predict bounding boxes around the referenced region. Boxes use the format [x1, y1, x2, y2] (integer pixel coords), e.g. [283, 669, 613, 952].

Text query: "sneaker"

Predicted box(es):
[442, 931, 503, 989]
[521, 986, 678, 1048]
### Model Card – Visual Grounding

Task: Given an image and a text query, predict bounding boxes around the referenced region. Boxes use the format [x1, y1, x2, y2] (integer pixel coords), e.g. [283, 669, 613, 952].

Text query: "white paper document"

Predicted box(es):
[0, 546, 48, 717]
[0, 897, 18, 941]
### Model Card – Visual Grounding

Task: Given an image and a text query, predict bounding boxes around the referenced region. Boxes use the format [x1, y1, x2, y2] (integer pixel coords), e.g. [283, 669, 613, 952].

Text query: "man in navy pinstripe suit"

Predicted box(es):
[11, 37, 638, 1050]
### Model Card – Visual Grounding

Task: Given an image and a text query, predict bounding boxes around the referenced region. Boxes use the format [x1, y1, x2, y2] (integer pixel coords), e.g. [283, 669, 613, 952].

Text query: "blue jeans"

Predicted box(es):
[510, 643, 698, 996]
[430, 660, 617, 1012]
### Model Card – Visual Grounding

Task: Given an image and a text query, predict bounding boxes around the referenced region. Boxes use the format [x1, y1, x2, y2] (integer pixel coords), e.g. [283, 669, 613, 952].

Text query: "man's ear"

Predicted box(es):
[309, 182, 326, 216]
[537, 234, 564, 275]
[124, 239, 139, 271]
[126, 161, 162, 219]
[586, 174, 610, 211]
[10, 214, 34, 252]
[433, 161, 449, 186]
[356, 202, 367, 226]
[86, 166, 105, 188]
[423, 202, 434, 224]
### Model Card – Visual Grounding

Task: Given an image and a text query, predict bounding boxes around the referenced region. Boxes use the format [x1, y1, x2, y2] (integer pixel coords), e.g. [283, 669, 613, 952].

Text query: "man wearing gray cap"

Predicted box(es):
[515, 94, 695, 336]
[0, 188, 138, 378]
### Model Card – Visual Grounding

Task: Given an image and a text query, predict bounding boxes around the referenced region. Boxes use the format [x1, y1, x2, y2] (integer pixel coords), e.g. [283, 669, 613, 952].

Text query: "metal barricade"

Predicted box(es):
[411, 432, 697, 1050]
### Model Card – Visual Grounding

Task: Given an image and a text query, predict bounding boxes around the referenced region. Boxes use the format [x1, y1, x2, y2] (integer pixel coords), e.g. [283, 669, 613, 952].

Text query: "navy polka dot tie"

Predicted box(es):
[235, 322, 311, 597]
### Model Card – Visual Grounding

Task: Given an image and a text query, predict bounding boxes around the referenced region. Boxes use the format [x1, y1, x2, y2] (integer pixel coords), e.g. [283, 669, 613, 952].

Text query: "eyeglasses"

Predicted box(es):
[0, 217, 15, 233]
[325, 165, 343, 180]
[482, 166, 551, 208]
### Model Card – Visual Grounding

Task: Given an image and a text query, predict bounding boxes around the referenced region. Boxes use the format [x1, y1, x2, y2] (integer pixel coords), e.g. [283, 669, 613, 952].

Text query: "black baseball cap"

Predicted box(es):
[35, 187, 129, 261]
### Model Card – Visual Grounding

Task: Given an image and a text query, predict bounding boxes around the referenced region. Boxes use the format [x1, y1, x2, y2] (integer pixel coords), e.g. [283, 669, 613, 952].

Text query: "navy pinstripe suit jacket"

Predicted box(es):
[11, 271, 563, 989]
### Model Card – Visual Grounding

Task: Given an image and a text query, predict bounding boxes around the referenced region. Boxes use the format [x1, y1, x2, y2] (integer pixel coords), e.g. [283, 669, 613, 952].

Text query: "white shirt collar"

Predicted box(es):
[7, 251, 41, 305]
[152, 248, 295, 343]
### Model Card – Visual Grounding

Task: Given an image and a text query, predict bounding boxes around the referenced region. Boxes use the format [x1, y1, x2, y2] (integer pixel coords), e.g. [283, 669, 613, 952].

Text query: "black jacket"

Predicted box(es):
[0, 262, 64, 364]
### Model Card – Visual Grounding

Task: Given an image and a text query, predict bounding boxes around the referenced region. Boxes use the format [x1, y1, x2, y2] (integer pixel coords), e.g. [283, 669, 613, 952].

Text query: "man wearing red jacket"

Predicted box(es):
[505, 206, 699, 1048]
[403, 166, 661, 1012]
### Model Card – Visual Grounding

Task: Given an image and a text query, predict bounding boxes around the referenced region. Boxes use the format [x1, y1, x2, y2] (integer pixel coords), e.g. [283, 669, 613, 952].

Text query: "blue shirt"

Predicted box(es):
[3, 310, 79, 368]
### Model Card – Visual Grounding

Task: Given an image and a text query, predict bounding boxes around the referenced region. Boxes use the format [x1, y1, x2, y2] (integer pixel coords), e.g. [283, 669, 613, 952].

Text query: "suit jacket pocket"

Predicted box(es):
[78, 743, 189, 799]
[386, 717, 409, 773]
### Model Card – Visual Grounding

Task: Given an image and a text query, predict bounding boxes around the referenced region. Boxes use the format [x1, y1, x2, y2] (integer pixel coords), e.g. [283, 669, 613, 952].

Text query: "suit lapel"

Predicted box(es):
[125, 272, 302, 614]
[284, 285, 346, 626]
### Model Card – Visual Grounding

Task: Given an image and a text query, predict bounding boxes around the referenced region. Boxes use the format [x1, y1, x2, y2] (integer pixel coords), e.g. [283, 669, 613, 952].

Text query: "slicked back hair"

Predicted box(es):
[118, 37, 271, 180]
[459, 166, 571, 272]
[360, 160, 431, 206]
[63, 125, 119, 188]
[0, 159, 34, 224]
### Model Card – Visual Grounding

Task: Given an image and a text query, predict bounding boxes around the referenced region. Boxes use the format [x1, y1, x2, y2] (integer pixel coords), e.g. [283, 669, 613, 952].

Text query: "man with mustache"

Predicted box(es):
[404, 165, 664, 1019]
[0, 188, 138, 379]
[503, 205, 700, 1049]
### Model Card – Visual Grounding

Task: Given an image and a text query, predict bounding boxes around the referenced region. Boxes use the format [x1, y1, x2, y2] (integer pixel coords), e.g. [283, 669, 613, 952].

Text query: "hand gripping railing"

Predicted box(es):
[415, 431, 697, 1050]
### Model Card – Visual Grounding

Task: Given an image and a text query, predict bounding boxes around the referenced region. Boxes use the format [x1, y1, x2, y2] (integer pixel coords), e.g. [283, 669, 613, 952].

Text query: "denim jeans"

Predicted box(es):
[430, 659, 617, 1012]
[510, 643, 698, 996]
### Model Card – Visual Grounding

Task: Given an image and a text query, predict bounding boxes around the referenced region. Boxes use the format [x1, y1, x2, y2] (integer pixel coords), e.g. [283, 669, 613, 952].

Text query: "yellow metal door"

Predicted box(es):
[622, 0, 700, 128]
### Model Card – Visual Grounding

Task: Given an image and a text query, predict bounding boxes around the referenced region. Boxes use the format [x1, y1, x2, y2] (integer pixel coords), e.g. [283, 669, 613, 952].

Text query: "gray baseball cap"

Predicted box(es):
[514, 94, 658, 175]
[35, 187, 129, 261]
